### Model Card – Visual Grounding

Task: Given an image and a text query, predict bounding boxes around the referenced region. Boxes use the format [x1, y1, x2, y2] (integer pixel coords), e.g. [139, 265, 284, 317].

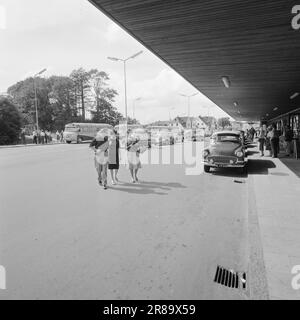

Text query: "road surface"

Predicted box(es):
[0, 142, 250, 299]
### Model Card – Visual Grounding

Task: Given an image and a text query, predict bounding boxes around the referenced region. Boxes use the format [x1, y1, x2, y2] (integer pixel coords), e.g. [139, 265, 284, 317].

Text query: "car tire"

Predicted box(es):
[66, 141, 71, 144]
[77, 137, 82, 144]
[204, 165, 210, 173]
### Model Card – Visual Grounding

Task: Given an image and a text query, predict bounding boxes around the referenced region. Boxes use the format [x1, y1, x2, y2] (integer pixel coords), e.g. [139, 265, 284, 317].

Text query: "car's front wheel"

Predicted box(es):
[204, 165, 210, 173]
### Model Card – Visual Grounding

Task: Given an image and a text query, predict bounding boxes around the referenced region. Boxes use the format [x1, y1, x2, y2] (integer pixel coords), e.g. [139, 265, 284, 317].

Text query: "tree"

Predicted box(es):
[8, 77, 53, 130]
[70, 68, 98, 121]
[90, 71, 122, 125]
[6, 68, 120, 130]
[48, 76, 79, 129]
[127, 117, 140, 125]
[0, 97, 22, 145]
[201, 116, 217, 129]
[217, 117, 231, 130]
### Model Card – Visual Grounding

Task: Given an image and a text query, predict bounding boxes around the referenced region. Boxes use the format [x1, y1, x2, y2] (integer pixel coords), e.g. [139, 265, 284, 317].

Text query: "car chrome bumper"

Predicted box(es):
[203, 159, 247, 168]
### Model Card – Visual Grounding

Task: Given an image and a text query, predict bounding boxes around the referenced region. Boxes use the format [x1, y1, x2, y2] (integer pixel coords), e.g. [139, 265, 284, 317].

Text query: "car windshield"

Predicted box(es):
[65, 127, 79, 132]
[213, 134, 240, 143]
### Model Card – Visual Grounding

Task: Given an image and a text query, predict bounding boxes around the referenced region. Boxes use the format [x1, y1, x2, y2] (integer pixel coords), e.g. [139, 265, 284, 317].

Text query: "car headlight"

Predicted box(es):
[203, 150, 209, 157]
[236, 150, 244, 157]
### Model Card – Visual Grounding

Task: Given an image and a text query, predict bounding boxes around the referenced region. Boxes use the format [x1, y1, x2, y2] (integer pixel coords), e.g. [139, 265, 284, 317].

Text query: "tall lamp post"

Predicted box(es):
[107, 51, 143, 122]
[168, 106, 175, 121]
[179, 92, 198, 119]
[33, 68, 47, 130]
[132, 97, 141, 120]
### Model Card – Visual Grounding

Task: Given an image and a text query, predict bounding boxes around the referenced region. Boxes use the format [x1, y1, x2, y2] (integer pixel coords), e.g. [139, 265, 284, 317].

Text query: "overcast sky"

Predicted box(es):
[0, 0, 230, 124]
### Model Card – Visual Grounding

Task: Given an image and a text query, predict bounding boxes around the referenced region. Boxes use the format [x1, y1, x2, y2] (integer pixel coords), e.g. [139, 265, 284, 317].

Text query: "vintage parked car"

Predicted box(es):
[148, 126, 173, 146]
[131, 127, 151, 148]
[202, 131, 247, 173]
[192, 128, 204, 142]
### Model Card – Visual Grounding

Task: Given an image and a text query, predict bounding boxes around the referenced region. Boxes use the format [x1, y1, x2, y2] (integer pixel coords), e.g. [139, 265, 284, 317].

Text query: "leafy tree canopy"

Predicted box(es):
[0, 97, 22, 145]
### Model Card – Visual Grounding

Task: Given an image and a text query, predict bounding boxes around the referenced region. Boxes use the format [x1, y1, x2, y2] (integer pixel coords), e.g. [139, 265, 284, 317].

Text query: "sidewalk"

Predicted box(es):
[247, 147, 300, 300]
[0, 142, 63, 149]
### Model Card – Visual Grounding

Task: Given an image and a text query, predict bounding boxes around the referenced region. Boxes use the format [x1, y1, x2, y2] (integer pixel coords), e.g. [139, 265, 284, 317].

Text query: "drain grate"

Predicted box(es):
[214, 266, 247, 289]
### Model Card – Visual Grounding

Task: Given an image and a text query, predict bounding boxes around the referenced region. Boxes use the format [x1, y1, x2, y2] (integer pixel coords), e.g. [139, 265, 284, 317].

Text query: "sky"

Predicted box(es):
[0, 0, 230, 124]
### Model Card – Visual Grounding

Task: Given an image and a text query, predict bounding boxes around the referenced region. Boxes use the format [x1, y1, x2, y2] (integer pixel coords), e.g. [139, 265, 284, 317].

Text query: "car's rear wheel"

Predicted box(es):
[66, 141, 71, 144]
[204, 165, 210, 173]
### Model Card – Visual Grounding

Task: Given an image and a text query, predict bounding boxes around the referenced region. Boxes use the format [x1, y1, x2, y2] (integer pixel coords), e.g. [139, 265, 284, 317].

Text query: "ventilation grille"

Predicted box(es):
[214, 266, 247, 289]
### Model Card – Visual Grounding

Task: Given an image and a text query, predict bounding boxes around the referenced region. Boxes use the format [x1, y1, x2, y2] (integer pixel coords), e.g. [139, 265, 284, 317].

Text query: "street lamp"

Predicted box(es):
[168, 106, 175, 121]
[132, 97, 141, 119]
[107, 50, 143, 122]
[179, 92, 198, 118]
[33, 68, 47, 130]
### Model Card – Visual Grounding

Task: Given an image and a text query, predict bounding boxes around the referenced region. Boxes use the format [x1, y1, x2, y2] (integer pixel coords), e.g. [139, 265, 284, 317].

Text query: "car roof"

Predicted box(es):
[213, 130, 241, 136]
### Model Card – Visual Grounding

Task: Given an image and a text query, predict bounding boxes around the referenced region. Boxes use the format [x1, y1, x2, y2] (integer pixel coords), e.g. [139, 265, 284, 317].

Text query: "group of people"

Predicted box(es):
[245, 127, 256, 142]
[89, 130, 147, 190]
[32, 129, 53, 144]
[56, 130, 64, 143]
[258, 124, 294, 158]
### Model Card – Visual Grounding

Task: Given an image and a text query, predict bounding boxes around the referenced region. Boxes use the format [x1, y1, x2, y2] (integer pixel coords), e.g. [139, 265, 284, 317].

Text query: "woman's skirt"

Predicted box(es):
[127, 151, 141, 170]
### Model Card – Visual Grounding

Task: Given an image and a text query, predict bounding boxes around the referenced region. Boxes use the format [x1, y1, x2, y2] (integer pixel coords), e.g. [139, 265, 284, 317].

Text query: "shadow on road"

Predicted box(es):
[109, 180, 186, 195]
[210, 168, 247, 178]
[247, 159, 276, 175]
[208, 159, 277, 178]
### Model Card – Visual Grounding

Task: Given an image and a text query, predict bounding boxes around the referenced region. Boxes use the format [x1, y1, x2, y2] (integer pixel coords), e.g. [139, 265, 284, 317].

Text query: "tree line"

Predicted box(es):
[0, 68, 141, 144]
[7, 67, 130, 130]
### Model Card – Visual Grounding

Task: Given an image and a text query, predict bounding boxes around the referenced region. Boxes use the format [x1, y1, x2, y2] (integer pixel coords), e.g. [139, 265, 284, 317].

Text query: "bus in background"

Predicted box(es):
[63, 123, 113, 144]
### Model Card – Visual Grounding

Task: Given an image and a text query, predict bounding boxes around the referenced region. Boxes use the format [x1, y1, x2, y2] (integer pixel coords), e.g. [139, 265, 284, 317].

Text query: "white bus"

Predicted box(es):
[63, 123, 113, 144]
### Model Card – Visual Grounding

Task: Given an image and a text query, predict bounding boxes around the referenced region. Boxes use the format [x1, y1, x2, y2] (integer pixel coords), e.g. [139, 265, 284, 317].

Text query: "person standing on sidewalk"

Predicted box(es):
[33, 130, 38, 144]
[258, 126, 266, 156]
[284, 125, 294, 157]
[45, 130, 48, 144]
[40, 130, 45, 144]
[56, 130, 60, 143]
[37, 130, 41, 144]
[270, 124, 280, 158]
[60, 130, 64, 143]
[20, 128, 26, 145]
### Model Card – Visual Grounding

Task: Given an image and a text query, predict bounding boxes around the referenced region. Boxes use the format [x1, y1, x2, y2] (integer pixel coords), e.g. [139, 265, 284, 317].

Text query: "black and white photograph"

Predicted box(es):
[1, 0, 300, 306]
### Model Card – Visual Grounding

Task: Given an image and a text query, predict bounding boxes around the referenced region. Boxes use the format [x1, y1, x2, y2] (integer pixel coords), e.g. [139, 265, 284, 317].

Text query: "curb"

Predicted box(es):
[0, 143, 64, 149]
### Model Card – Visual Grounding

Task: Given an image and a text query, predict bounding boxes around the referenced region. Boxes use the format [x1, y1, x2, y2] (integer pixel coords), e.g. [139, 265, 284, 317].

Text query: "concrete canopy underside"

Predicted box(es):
[89, 0, 300, 121]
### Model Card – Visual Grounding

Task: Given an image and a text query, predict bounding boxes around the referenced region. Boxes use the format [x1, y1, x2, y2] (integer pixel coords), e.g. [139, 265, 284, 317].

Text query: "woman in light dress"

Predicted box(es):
[126, 135, 147, 183]
[90, 132, 109, 190]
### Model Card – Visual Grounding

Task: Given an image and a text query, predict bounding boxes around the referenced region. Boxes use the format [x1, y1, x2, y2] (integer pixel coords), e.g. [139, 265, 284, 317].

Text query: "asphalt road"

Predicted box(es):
[0, 142, 250, 299]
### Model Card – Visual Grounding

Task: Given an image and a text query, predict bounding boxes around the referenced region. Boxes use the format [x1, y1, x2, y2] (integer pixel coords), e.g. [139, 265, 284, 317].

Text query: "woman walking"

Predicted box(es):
[108, 130, 120, 185]
[127, 136, 146, 183]
[90, 133, 109, 190]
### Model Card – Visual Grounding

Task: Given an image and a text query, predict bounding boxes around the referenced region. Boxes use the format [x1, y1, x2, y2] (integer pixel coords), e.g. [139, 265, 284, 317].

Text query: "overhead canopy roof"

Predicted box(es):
[89, 0, 300, 121]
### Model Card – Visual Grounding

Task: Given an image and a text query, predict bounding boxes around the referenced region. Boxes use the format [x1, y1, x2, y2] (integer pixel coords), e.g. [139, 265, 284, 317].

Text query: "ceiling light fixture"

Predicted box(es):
[273, 107, 278, 111]
[290, 92, 299, 100]
[234, 102, 238, 107]
[221, 76, 231, 88]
